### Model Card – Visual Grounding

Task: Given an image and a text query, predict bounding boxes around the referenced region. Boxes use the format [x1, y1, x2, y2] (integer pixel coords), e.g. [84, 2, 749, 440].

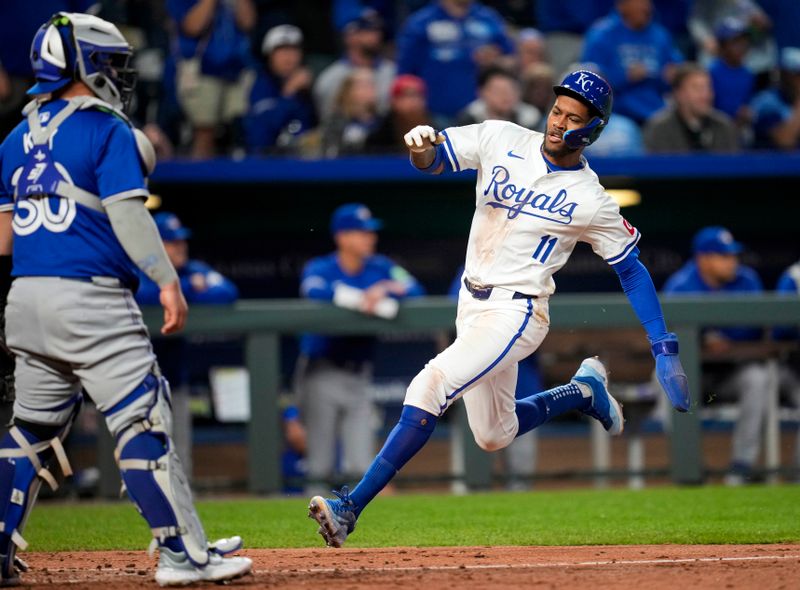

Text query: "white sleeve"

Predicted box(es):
[439, 121, 510, 172]
[580, 193, 641, 265]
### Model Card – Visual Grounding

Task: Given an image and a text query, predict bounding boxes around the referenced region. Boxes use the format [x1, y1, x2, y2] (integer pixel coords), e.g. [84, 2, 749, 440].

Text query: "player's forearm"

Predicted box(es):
[106, 198, 179, 288]
[615, 256, 668, 342]
[410, 145, 444, 174]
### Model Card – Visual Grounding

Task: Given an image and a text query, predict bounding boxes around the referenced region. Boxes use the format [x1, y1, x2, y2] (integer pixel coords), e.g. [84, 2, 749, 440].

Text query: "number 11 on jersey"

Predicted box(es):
[532, 235, 558, 263]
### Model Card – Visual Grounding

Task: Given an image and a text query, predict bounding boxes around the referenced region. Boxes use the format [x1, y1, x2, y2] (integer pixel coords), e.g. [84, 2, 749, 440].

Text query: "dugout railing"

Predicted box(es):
[112, 294, 800, 495]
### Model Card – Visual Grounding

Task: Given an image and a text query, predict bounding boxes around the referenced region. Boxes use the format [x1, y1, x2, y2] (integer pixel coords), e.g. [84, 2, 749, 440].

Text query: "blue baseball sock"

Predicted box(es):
[515, 382, 590, 437]
[349, 405, 437, 515]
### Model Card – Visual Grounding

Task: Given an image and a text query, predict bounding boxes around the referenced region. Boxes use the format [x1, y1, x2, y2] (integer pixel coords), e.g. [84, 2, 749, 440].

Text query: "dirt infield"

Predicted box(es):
[18, 544, 800, 589]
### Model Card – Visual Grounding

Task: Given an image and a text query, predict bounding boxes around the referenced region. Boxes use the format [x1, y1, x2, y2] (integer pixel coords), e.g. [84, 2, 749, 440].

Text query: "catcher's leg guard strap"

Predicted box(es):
[109, 376, 209, 567]
[0, 402, 81, 572]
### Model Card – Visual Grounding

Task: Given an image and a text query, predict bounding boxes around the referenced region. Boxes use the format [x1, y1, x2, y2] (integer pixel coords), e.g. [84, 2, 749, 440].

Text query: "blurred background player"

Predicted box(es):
[297, 203, 424, 495]
[136, 212, 239, 306]
[662, 227, 769, 484]
[0, 12, 250, 585]
[643, 62, 739, 153]
[135, 211, 238, 478]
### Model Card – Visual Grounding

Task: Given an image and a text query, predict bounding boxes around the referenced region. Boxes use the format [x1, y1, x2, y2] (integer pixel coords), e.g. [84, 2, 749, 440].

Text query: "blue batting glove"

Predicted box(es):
[651, 333, 691, 412]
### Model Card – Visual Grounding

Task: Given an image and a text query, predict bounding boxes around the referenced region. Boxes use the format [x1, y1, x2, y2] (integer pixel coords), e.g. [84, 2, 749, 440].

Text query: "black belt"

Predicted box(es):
[463, 277, 538, 301]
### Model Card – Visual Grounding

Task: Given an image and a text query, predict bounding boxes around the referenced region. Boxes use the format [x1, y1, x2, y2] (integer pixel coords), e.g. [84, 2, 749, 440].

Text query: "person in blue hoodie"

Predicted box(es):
[396, 0, 514, 127]
[581, 0, 682, 125]
[662, 227, 770, 484]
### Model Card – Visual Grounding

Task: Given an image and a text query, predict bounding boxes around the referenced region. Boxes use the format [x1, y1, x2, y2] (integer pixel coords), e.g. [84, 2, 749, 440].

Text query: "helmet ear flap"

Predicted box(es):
[40, 24, 68, 72]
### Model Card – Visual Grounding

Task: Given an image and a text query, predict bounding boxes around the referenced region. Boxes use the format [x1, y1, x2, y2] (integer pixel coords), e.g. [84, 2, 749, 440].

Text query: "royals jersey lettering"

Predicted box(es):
[440, 120, 640, 296]
[0, 99, 148, 287]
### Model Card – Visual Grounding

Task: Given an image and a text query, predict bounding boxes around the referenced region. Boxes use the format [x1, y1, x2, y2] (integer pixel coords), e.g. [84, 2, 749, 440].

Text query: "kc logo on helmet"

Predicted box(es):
[576, 73, 594, 92]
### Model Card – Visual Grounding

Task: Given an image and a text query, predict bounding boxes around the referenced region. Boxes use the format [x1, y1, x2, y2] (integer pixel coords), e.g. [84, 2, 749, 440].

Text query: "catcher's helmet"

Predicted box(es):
[553, 70, 613, 149]
[28, 12, 137, 112]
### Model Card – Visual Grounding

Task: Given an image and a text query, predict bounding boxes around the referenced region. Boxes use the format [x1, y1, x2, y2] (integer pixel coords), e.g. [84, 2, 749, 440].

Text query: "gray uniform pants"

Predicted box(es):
[297, 358, 376, 495]
[6, 277, 157, 436]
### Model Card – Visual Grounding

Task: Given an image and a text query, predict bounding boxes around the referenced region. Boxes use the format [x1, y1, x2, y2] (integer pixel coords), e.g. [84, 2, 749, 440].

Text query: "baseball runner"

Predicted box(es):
[309, 69, 692, 547]
[0, 13, 251, 586]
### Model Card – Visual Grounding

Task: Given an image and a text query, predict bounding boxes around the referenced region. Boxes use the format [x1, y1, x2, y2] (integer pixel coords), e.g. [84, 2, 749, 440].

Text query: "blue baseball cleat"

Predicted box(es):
[308, 486, 358, 548]
[572, 357, 624, 435]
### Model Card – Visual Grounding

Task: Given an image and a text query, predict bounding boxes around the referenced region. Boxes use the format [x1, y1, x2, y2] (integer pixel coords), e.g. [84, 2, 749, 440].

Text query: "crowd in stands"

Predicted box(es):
[2, 0, 800, 159]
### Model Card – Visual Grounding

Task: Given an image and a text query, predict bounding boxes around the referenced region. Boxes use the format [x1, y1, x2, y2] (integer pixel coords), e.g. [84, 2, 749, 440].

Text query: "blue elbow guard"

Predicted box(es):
[651, 333, 691, 412]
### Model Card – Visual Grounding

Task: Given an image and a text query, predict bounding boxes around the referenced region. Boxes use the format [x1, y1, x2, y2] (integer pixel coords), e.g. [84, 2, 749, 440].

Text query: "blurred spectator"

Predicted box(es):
[167, 0, 257, 159]
[689, 0, 773, 74]
[516, 28, 548, 72]
[456, 66, 541, 128]
[662, 227, 769, 485]
[581, 0, 683, 125]
[313, 9, 396, 121]
[0, 1, 99, 138]
[135, 211, 238, 476]
[397, 0, 514, 127]
[708, 17, 756, 132]
[521, 63, 556, 126]
[751, 46, 800, 150]
[245, 24, 316, 154]
[296, 203, 424, 494]
[320, 68, 382, 157]
[644, 62, 739, 153]
[333, 0, 400, 40]
[366, 74, 431, 153]
[534, 0, 614, 77]
[756, 0, 800, 53]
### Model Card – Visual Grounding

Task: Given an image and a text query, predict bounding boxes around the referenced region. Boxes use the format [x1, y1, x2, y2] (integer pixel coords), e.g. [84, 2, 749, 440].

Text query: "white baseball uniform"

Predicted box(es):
[404, 120, 640, 451]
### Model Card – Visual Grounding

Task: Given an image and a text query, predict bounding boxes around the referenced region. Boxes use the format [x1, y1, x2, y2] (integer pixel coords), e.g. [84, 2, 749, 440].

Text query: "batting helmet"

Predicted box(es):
[28, 12, 137, 112]
[553, 70, 613, 149]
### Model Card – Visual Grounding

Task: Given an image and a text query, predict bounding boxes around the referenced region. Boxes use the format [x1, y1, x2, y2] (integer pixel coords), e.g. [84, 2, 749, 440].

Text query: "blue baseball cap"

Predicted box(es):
[330, 203, 383, 234]
[714, 17, 748, 42]
[154, 212, 192, 241]
[692, 226, 743, 255]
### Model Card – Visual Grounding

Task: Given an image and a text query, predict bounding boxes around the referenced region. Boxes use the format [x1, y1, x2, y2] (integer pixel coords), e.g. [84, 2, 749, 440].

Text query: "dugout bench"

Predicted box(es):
[97, 294, 800, 495]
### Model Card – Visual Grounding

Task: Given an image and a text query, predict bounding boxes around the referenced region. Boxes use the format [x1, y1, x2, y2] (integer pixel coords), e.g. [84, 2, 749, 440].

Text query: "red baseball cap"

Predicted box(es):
[391, 75, 426, 99]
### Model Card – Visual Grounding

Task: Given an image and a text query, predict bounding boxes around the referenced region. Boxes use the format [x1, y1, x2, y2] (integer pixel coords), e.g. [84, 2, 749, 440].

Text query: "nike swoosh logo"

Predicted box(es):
[507, 150, 524, 160]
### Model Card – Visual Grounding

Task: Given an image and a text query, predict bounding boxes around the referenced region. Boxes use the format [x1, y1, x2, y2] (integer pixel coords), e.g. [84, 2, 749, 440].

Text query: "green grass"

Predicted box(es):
[25, 485, 800, 551]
